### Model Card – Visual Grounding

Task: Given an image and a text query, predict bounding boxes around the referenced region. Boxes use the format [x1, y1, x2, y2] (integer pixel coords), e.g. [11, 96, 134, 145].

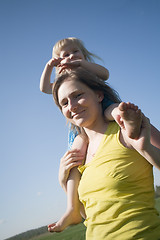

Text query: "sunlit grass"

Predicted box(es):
[31, 223, 86, 240]
[155, 197, 160, 214]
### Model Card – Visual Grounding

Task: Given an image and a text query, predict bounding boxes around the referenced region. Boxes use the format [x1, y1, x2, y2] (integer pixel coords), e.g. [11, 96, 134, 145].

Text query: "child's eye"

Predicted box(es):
[64, 53, 70, 57]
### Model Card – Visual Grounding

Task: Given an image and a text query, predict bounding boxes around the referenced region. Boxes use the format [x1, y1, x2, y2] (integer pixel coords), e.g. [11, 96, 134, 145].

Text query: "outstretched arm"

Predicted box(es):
[59, 59, 109, 80]
[40, 58, 62, 94]
[150, 124, 160, 149]
[80, 60, 109, 80]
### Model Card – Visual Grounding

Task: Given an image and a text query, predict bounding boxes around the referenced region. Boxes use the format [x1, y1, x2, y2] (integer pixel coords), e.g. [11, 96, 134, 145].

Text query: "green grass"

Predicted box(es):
[155, 197, 160, 213]
[31, 223, 86, 240]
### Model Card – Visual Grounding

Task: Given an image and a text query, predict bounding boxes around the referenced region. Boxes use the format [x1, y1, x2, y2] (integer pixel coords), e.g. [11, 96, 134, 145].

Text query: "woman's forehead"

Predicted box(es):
[59, 79, 84, 93]
[58, 79, 86, 99]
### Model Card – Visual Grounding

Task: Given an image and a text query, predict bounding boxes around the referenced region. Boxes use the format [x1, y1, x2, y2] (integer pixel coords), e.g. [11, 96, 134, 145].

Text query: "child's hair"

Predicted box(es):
[52, 37, 101, 62]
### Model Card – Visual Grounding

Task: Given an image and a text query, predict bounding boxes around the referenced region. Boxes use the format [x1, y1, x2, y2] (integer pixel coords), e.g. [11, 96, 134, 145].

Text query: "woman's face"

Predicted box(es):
[57, 78, 103, 128]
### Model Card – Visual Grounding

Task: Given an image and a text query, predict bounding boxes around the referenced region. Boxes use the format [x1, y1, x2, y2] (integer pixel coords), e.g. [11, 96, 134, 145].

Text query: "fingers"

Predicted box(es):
[58, 149, 84, 187]
[58, 64, 73, 74]
[64, 160, 83, 172]
[61, 150, 84, 168]
[48, 57, 63, 67]
[60, 150, 84, 168]
[58, 65, 68, 74]
[58, 60, 80, 73]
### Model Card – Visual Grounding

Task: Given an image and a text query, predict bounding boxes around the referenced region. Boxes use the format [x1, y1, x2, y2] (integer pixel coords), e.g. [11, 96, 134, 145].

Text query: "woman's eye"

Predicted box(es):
[75, 93, 82, 98]
[61, 100, 68, 107]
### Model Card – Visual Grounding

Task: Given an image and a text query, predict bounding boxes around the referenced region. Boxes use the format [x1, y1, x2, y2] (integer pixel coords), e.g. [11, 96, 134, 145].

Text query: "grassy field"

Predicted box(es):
[31, 223, 86, 240]
[155, 197, 160, 213]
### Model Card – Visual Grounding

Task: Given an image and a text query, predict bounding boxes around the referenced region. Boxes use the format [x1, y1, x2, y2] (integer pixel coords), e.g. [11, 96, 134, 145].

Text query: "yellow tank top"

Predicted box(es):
[78, 122, 160, 240]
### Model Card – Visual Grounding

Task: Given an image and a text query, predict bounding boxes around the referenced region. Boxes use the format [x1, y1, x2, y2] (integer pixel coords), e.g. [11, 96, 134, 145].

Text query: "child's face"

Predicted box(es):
[59, 44, 85, 63]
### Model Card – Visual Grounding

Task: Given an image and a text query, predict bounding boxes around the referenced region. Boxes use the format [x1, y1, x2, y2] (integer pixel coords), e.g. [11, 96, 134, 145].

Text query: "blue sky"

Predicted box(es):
[0, 0, 160, 239]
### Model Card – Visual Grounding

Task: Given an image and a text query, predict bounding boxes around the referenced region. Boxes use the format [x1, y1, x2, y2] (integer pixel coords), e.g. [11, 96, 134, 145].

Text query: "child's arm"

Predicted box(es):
[40, 58, 62, 94]
[59, 59, 109, 80]
[80, 60, 109, 80]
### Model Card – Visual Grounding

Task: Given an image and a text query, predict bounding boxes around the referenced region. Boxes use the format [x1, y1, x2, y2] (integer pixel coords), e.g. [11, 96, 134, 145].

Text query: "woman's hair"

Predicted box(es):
[52, 37, 100, 62]
[53, 67, 121, 111]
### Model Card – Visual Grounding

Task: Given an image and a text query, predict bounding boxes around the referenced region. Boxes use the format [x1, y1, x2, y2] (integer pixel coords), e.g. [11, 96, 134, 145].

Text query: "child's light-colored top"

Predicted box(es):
[78, 122, 160, 240]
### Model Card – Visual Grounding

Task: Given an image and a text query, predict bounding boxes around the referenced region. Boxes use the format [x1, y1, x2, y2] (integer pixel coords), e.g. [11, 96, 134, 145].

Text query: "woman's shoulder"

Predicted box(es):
[106, 121, 120, 135]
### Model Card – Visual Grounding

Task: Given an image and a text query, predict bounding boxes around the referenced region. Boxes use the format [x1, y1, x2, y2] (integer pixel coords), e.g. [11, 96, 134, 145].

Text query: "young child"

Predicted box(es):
[40, 37, 142, 232]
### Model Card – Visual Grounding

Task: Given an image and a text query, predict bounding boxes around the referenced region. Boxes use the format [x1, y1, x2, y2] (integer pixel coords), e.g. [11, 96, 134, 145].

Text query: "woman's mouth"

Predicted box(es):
[72, 110, 85, 119]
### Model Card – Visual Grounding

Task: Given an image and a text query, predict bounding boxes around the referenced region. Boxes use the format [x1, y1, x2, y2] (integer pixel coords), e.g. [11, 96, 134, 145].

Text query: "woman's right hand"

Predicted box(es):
[58, 149, 84, 192]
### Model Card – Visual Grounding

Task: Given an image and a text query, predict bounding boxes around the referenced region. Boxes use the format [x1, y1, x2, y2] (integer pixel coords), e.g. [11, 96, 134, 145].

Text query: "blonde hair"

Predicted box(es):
[52, 37, 101, 62]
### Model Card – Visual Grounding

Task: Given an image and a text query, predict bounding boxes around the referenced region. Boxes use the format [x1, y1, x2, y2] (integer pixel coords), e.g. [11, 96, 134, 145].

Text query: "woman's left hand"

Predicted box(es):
[58, 149, 85, 192]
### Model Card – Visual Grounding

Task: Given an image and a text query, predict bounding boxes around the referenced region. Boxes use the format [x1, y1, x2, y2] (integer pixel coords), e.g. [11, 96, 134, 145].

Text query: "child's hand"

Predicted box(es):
[48, 57, 63, 68]
[58, 59, 82, 74]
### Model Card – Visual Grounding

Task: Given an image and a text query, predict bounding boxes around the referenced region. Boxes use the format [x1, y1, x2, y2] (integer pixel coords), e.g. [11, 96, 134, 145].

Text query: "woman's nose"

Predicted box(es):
[68, 99, 77, 112]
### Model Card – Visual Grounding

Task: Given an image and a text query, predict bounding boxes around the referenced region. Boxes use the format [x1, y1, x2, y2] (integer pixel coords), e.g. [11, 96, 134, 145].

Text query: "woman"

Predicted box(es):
[52, 67, 160, 239]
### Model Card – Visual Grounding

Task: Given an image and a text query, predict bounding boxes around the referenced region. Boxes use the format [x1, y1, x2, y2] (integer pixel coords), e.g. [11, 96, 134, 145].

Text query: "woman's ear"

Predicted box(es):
[96, 91, 104, 102]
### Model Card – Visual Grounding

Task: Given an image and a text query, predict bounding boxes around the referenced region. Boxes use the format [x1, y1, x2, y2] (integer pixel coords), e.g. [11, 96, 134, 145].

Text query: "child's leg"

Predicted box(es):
[118, 102, 142, 139]
[48, 167, 82, 232]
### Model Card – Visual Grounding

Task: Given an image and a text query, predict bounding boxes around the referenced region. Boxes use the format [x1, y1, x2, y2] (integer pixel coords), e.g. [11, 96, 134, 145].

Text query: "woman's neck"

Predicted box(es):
[83, 118, 109, 143]
[83, 119, 109, 164]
